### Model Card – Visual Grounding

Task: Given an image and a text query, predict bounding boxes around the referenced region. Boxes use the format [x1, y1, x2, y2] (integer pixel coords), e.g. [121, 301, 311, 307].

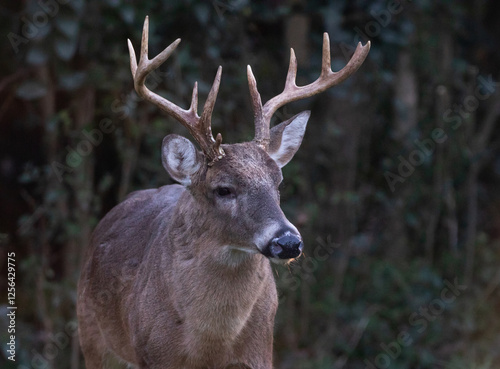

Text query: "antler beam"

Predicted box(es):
[248, 34, 371, 149]
[128, 16, 225, 164]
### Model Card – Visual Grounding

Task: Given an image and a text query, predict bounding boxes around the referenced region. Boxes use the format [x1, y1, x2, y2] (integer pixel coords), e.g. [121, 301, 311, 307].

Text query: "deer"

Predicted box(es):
[77, 16, 370, 369]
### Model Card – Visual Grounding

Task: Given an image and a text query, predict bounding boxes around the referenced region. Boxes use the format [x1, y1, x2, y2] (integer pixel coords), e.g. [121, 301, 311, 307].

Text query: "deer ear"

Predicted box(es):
[162, 134, 203, 186]
[268, 111, 310, 168]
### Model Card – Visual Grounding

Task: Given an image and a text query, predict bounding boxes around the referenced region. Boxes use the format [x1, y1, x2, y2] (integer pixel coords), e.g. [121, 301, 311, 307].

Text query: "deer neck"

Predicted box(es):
[166, 190, 271, 345]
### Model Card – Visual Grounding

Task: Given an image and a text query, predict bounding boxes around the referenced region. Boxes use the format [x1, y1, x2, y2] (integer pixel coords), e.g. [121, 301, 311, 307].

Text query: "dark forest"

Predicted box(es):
[1, 0, 500, 368]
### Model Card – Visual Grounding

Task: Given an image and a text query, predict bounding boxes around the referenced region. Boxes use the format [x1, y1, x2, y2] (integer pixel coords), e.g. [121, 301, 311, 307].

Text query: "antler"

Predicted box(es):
[127, 16, 224, 164]
[247, 33, 371, 149]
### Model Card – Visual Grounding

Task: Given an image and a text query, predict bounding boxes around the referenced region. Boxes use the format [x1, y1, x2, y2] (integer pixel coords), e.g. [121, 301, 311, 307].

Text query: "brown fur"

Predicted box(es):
[77, 143, 289, 369]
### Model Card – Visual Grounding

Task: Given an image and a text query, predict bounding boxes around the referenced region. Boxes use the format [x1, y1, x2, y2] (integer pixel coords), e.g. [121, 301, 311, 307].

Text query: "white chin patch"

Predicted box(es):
[220, 246, 259, 266]
[224, 246, 259, 254]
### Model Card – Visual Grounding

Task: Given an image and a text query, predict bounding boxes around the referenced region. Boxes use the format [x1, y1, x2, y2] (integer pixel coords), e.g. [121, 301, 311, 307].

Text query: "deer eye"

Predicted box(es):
[215, 187, 233, 197]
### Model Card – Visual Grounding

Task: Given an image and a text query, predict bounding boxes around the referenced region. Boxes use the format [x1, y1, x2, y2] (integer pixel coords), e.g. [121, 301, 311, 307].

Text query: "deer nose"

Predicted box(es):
[264, 233, 303, 259]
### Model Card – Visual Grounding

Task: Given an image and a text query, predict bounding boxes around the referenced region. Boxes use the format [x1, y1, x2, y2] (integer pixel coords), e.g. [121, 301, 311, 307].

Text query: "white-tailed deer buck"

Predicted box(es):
[77, 16, 369, 369]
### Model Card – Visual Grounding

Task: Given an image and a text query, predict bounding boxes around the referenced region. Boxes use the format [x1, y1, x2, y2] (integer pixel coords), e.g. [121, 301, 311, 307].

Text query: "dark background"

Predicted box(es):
[1, 0, 500, 368]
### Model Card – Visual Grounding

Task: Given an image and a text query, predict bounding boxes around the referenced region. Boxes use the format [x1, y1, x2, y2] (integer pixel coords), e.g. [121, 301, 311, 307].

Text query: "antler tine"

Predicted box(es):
[199, 66, 225, 161]
[190, 82, 199, 114]
[247, 65, 266, 146]
[140, 16, 149, 68]
[247, 66, 263, 120]
[127, 39, 138, 78]
[128, 16, 225, 164]
[249, 33, 371, 150]
[284, 48, 298, 90]
[321, 33, 331, 77]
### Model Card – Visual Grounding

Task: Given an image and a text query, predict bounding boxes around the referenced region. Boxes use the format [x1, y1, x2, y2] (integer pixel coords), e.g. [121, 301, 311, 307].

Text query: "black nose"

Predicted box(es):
[263, 233, 303, 259]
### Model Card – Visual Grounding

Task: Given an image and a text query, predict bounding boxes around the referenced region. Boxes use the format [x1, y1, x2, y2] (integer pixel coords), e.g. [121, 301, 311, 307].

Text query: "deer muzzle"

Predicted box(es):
[262, 231, 303, 260]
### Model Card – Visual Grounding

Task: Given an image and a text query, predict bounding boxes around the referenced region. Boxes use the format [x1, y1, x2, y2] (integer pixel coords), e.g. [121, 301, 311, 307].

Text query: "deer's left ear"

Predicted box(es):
[268, 111, 310, 168]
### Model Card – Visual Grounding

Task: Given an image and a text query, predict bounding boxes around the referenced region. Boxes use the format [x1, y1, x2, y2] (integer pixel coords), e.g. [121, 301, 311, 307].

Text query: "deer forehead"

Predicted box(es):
[206, 143, 282, 187]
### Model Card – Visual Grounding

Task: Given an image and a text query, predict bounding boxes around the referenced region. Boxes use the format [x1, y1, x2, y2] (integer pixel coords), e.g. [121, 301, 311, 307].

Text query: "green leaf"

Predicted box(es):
[26, 46, 49, 65]
[97, 174, 114, 193]
[104, 0, 121, 7]
[120, 5, 135, 24]
[194, 3, 210, 25]
[53, 36, 77, 61]
[58, 71, 87, 90]
[67, 0, 86, 15]
[16, 80, 47, 100]
[55, 15, 80, 39]
[33, 23, 53, 40]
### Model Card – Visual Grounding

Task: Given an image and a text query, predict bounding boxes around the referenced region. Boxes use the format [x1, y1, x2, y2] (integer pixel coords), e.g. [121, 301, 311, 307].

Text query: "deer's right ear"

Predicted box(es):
[162, 134, 203, 186]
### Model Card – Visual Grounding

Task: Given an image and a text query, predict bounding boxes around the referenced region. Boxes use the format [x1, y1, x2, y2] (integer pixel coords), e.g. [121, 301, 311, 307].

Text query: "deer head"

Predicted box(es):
[127, 16, 370, 261]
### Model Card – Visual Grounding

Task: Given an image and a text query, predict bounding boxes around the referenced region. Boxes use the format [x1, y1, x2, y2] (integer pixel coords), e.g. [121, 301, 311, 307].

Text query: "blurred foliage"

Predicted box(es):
[1, 0, 500, 368]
